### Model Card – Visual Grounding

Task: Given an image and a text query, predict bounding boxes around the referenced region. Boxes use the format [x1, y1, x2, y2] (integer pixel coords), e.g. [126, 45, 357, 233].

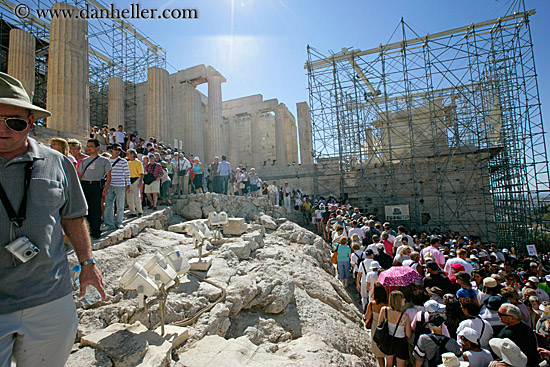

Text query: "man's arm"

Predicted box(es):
[102, 170, 111, 195]
[61, 217, 106, 299]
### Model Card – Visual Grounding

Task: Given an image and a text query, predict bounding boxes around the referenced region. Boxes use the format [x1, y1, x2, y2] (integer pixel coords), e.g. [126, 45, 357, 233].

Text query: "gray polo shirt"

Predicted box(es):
[0, 138, 88, 314]
[78, 155, 111, 181]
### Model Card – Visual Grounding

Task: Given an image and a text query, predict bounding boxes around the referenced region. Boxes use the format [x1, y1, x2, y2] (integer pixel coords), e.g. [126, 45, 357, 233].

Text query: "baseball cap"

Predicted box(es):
[365, 249, 374, 256]
[528, 276, 539, 283]
[147, 153, 155, 158]
[424, 300, 445, 313]
[545, 275, 550, 283]
[458, 327, 479, 344]
[369, 261, 381, 270]
[450, 264, 465, 273]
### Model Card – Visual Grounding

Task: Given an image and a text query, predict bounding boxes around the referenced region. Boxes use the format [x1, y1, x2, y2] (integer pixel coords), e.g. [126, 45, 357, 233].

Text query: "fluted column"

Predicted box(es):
[249, 111, 262, 169]
[108, 76, 124, 127]
[183, 83, 204, 160]
[228, 115, 239, 165]
[275, 104, 287, 168]
[297, 102, 313, 166]
[46, 2, 88, 134]
[8, 29, 35, 100]
[206, 74, 224, 162]
[147, 67, 170, 142]
[289, 113, 298, 165]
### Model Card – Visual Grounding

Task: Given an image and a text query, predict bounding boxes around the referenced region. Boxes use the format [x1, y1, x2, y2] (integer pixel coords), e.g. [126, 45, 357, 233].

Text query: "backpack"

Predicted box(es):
[426, 335, 450, 367]
[413, 312, 431, 346]
[354, 251, 365, 273]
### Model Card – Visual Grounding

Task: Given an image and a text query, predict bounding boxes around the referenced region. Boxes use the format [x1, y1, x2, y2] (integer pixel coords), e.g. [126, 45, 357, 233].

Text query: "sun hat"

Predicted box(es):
[545, 275, 550, 283]
[437, 352, 469, 367]
[478, 251, 489, 258]
[528, 276, 539, 283]
[483, 277, 498, 288]
[425, 300, 446, 313]
[489, 338, 527, 367]
[0, 72, 51, 119]
[458, 327, 479, 344]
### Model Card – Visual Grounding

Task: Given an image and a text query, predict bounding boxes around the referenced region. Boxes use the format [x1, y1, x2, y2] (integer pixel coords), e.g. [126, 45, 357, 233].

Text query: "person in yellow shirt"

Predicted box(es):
[127, 149, 144, 217]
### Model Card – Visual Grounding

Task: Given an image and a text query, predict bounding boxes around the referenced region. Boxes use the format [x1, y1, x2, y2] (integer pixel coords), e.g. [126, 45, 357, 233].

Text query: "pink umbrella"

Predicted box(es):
[378, 266, 422, 287]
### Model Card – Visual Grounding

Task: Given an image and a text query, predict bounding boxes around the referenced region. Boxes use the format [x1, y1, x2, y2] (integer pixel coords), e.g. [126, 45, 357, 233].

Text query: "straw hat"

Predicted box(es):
[0, 72, 51, 119]
[437, 352, 469, 367]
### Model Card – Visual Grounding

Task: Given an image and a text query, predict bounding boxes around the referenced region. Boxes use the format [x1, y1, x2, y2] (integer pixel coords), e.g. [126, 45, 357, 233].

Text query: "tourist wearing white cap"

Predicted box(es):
[488, 338, 528, 367]
[526, 276, 550, 302]
[412, 300, 451, 338]
[457, 327, 493, 367]
[366, 261, 382, 303]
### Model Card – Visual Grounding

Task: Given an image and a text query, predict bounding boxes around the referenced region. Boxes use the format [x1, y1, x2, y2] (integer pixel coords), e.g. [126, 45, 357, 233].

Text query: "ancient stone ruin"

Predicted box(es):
[65, 194, 376, 366]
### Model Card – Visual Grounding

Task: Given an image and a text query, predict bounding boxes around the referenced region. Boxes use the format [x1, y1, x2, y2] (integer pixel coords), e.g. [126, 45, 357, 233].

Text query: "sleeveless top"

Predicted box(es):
[192, 164, 202, 173]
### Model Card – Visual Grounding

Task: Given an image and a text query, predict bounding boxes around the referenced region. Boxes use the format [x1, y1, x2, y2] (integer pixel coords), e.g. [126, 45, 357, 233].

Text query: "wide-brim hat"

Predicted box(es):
[437, 352, 469, 367]
[489, 338, 527, 367]
[0, 72, 51, 120]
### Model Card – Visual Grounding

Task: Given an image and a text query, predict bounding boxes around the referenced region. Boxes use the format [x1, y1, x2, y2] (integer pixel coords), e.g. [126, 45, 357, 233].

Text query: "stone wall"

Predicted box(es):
[174, 193, 305, 224]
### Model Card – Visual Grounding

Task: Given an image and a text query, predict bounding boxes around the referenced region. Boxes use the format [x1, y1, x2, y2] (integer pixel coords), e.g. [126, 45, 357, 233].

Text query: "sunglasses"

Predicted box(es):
[497, 311, 511, 317]
[2, 117, 29, 132]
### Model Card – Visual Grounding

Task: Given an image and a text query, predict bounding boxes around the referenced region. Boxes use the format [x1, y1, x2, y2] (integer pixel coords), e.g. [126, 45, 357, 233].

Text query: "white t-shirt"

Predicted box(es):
[348, 227, 364, 240]
[462, 349, 493, 367]
[113, 131, 125, 144]
[366, 270, 379, 301]
[456, 318, 493, 349]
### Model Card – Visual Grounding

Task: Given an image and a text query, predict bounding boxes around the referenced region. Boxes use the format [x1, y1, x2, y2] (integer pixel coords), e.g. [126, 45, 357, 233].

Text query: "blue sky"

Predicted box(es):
[123, 0, 549, 151]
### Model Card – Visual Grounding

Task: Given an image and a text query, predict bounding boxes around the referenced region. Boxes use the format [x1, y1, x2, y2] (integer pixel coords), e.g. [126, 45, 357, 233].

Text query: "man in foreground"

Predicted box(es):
[0, 72, 105, 366]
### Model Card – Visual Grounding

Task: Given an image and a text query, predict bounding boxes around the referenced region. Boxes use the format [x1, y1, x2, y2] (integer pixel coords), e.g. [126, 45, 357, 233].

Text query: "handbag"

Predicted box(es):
[331, 244, 339, 264]
[374, 307, 403, 356]
[365, 303, 373, 329]
[143, 173, 155, 185]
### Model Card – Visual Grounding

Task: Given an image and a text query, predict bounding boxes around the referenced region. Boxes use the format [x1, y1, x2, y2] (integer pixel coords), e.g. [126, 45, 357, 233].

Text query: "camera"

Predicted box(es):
[5, 236, 40, 263]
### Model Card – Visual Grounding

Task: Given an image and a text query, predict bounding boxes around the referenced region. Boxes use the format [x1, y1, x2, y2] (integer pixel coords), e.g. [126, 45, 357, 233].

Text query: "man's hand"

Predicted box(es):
[61, 217, 107, 301]
[79, 263, 106, 300]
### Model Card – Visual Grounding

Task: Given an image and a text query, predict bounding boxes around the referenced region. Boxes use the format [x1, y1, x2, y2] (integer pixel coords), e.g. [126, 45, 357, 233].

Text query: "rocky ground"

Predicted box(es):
[66, 200, 376, 366]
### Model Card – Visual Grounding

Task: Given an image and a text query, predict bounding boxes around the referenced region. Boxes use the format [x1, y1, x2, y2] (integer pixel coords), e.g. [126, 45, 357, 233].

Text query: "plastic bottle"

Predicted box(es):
[72, 264, 102, 305]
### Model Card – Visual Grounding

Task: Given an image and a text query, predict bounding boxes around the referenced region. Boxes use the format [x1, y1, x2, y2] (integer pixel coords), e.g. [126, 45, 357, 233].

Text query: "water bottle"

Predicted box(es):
[72, 264, 102, 305]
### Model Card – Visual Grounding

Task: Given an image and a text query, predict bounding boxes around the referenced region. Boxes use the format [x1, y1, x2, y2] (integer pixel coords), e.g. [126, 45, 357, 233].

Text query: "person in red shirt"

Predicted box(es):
[380, 232, 394, 255]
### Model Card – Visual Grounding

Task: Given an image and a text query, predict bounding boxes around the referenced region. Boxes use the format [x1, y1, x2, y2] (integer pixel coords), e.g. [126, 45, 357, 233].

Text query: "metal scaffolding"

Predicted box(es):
[0, 0, 166, 132]
[306, 5, 550, 249]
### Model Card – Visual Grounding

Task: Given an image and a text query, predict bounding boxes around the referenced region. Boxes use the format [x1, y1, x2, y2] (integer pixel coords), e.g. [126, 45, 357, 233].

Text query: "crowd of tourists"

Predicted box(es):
[318, 203, 550, 367]
[47, 125, 306, 239]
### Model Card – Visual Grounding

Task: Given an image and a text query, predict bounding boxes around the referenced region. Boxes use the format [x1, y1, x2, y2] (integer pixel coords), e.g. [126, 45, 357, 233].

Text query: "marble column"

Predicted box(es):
[206, 74, 224, 162]
[275, 104, 287, 168]
[228, 115, 239, 165]
[296, 102, 313, 166]
[147, 67, 171, 142]
[249, 111, 262, 169]
[289, 113, 298, 165]
[183, 84, 204, 160]
[108, 76, 124, 127]
[46, 2, 89, 134]
[8, 29, 35, 100]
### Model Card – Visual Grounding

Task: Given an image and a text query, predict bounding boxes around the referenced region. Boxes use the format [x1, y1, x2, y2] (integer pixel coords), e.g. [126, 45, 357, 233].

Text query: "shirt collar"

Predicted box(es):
[2, 137, 46, 165]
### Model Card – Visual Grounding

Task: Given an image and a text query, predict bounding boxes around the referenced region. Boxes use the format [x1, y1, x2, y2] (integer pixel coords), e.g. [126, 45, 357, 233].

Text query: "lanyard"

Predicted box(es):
[0, 161, 34, 227]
